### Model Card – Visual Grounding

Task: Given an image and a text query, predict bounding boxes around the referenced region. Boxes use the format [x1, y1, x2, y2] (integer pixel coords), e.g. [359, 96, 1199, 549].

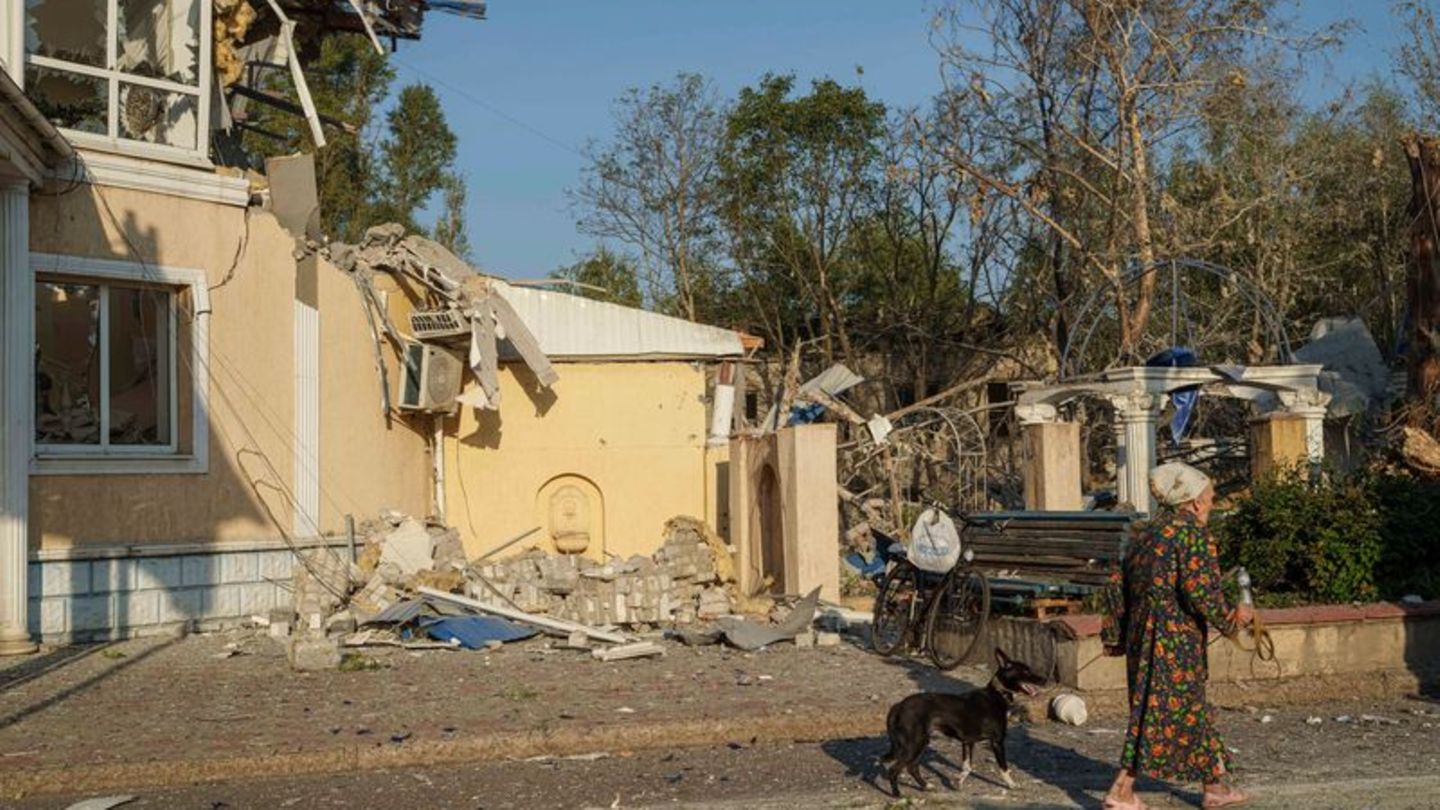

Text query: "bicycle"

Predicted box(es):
[864, 506, 992, 670]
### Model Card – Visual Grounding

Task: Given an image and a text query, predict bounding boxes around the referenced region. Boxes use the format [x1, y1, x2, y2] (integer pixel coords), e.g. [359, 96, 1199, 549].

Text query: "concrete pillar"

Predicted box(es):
[1279, 390, 1330, 466]
[1107, 392, 1163, 516]
[776, 424, 840, 603]
[0, 181, 35, 654]
[1022, 422, 1083, 511]
[1250, 413, 1309, 480]
[1015, 403, 1081, 511]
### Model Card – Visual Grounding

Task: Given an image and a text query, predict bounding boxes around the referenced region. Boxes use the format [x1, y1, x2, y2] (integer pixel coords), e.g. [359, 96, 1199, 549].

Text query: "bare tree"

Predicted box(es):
[569, 73, 726, 321]
[932, 0, 1328, 361]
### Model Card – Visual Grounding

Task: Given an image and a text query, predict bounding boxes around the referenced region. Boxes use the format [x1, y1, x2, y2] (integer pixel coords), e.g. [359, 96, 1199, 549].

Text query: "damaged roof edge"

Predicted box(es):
[492, 282, 747, 361]
[0, 69, 74, 183]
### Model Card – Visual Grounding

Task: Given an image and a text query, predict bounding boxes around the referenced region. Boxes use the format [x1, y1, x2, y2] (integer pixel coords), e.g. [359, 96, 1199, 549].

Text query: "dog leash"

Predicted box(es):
[1219, 568, 1279, 680]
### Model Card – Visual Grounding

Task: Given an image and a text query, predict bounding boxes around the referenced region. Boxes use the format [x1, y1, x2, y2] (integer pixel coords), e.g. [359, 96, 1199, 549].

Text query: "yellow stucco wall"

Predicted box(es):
[444, 361, 713, 561]
[27, 180, 428, 551]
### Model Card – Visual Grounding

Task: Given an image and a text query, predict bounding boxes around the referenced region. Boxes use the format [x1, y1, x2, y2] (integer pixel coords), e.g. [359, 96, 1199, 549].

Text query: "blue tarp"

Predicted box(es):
[1146, 347, 1199, 445]
[417, 616, 537, 650]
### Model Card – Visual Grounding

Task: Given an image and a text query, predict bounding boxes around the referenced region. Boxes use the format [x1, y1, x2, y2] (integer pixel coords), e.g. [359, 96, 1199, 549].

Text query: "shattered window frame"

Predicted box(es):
[35, 273, 180, 456]
[21, 0, 212, 162]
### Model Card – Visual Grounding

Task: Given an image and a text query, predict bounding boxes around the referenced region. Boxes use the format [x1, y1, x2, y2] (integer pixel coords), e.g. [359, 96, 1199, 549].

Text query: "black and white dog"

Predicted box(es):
[881, 648, 1046, 796]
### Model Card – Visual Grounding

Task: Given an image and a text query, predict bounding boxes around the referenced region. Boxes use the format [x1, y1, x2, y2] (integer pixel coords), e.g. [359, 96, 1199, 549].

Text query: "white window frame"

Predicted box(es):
[29, 253, 209, 475]
[20, 0, 213, 164]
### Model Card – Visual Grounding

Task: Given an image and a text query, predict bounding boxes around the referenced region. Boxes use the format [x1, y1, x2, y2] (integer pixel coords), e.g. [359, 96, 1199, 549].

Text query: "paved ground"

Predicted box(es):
[2, 629, 1438, 808]
[12, 699, 1440, 809]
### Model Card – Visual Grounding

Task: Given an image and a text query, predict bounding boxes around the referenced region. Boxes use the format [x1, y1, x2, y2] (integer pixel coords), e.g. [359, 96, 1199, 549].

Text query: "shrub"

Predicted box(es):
[1212, 468, 1383, 605]
[1359, 468, 1440, 600]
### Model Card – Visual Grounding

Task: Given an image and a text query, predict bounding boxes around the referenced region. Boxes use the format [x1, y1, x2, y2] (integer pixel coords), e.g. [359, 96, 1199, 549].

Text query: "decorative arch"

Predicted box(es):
[535, 474, 606, 560]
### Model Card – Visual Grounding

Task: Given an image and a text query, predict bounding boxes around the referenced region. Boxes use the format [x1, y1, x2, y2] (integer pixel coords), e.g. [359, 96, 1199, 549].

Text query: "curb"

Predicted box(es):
[4, 711, 889, 800]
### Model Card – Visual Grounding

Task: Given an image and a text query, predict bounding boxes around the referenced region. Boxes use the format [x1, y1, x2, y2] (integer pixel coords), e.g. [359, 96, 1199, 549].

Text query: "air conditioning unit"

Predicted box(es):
[409, 308, 470, 340]
[398, 341, 463, 413]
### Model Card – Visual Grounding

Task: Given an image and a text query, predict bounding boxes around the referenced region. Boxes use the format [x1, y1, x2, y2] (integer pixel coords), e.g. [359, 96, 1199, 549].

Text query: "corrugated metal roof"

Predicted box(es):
[493, 282, 744, 360]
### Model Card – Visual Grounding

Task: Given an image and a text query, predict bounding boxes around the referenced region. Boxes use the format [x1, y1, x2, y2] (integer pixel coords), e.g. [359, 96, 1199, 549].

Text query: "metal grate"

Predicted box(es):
[409, 309, 470, 339]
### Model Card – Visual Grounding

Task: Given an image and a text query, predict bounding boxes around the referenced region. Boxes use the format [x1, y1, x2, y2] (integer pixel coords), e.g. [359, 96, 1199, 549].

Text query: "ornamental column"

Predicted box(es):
[0, 181, 35, 654]
[1107, 391, 1164, 516]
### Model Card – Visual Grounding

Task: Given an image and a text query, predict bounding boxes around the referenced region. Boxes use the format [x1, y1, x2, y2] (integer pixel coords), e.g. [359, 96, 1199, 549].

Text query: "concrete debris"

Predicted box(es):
[63, 798, 136, 810]
[279, 509, 835, 665]
[288, 635, 342, 672]
[592, 641, 664, 662]
[469, 516, 731, 628]
[712, 588, 822, 651]
[1294, 317, 1390, 417]
[324, 224, 558, 414]
[380, 518, 435, 576]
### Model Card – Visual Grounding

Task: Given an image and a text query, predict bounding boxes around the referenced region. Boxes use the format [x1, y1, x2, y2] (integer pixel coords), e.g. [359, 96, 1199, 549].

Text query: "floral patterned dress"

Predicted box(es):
[1101, 511, 1236, 783]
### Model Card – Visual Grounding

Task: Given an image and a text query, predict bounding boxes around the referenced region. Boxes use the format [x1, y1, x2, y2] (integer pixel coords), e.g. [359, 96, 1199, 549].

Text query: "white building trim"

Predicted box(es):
[28, 253, 211, 476]
[53, 150, 251, 208]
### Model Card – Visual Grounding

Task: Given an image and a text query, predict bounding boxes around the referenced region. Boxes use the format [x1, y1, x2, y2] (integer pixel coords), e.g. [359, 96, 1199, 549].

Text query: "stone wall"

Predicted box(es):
[1032, 602, 1440, 691]
[28, 539, 349, 643]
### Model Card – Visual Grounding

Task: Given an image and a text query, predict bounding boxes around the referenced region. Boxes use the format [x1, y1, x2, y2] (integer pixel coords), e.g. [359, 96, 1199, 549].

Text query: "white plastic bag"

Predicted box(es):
[909, 508, 961, 574]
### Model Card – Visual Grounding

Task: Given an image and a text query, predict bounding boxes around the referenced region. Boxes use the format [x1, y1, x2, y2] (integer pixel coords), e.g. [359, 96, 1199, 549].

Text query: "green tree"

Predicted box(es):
[552, 247, 643, 307]
[719, 73, 886, 368]
[233, 33, 396, 241]
[571, 73, 727, 321]
[432, 172, 473, 261]
[373, 83, 461, 235]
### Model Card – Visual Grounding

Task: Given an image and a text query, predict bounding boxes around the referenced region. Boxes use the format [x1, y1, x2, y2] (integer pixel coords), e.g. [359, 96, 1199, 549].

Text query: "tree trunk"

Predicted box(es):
[1403, 134, 1440, 401]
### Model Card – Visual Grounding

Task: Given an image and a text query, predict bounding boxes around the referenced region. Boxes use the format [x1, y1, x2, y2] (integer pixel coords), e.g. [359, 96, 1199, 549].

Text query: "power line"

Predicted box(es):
[390, 56, 585, 157]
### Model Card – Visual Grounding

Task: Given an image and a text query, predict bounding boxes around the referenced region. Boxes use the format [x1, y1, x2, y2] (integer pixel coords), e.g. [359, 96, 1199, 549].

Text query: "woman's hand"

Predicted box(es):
[1231, 604, 1254, 628]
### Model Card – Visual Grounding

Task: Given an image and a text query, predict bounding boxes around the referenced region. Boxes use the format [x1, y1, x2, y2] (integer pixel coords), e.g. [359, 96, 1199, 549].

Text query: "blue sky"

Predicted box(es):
[392, 1, 1411, 280]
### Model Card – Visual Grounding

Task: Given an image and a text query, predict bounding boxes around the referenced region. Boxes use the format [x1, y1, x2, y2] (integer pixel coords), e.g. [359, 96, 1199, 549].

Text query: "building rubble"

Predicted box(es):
[278, 513, 833, 670]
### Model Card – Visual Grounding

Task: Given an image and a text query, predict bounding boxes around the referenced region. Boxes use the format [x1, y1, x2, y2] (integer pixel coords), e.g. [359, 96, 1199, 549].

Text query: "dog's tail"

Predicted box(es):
[878, 700, 899, 763]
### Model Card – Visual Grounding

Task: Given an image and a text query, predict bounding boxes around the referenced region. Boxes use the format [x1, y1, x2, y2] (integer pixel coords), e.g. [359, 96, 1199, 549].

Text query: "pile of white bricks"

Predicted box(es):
[470, 524, 727, 628]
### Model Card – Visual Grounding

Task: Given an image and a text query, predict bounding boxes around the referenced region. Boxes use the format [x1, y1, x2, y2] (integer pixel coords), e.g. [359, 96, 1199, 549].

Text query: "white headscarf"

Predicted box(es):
[1149, 462, 1211, 507]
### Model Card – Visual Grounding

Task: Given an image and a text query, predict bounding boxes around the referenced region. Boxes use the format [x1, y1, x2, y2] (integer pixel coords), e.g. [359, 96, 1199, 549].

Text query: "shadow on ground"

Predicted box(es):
[0, 637, 179, 731]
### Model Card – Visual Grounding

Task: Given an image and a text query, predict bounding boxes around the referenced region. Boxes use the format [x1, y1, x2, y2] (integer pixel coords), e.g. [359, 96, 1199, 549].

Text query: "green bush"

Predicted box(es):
[1360, 468, 1440, 600]
[1213, 469, 1383, 605]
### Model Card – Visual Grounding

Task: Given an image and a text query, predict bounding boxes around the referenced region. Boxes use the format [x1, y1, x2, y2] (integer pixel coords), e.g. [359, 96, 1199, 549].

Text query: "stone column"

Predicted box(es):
[1278, 389, 1330, 466]
[1107, 392, 1163, 516]
[0, 181, 35, 654]
[1015, 403, 1082, 511]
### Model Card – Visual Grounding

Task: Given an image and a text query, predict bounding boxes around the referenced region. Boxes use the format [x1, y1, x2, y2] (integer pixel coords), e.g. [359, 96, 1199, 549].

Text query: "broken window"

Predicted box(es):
[36, 278, 176, 451]
[24, 0, 207, 156]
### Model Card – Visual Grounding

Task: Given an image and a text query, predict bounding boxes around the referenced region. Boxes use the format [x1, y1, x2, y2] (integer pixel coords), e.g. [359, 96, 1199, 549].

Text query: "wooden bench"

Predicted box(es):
[963, 511, 1139, 588]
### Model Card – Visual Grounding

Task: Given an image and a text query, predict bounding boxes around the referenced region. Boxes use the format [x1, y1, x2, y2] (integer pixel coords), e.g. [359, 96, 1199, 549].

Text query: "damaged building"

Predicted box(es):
[0, 0, 841, 649]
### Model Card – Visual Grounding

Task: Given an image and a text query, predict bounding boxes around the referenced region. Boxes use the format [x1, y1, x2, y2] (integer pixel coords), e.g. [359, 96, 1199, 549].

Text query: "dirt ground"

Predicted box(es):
[9, 697, 1439, 809]
[2, 629, 1437, 808]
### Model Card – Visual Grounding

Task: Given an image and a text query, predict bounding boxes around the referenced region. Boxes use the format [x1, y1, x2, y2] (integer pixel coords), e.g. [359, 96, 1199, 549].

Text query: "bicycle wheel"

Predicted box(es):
[871, 566, 917, 656]
[924, 569, 990, 670]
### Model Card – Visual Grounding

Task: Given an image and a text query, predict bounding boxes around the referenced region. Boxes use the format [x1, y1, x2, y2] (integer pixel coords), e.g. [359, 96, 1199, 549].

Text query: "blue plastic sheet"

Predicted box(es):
[1146, 347, 1199, 445]
[418, 615, 537, 650]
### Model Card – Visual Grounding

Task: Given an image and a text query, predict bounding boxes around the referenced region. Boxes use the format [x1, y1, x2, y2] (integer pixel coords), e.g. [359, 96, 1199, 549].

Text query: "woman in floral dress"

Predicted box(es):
[1100, 462, 1253, 809]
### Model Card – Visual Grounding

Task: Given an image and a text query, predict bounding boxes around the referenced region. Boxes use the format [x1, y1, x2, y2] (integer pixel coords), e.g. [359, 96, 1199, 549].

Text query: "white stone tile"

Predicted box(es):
[39, 599, 67, 635]
[182, 555, 217, 587]
[219, 552, 260, 584]
[118, 590, 161, 627]
[203, 585, 244, 619]
[257, 550, 295, 581]
[160, 590, 203, 624]
[136, 558, 183, 590]
[90, 559, 138, 593]
[70, 595, 115, 632]
[239, 582, 281, 615]
[40, 561, 90, 597]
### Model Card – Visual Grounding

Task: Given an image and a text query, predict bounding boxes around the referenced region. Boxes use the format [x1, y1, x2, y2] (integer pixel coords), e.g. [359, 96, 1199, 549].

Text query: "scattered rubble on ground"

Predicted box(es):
[276, 511, 845, 671]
